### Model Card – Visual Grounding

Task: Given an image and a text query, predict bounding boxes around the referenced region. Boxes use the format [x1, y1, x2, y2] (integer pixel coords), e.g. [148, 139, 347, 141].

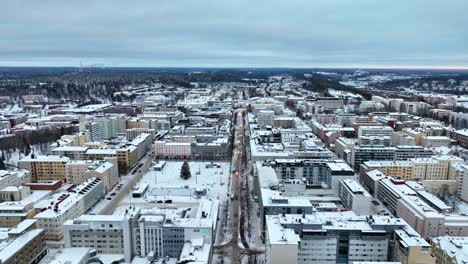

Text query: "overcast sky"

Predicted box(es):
[1, 0, 467, 68]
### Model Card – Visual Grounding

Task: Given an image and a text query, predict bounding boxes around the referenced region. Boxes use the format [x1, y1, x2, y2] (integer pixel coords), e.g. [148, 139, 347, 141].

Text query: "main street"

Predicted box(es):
[214, 108, 265, 263]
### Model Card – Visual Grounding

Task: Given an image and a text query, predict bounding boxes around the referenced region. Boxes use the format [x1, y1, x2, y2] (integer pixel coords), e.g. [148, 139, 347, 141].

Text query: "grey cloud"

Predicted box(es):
[0, 0, 467, 68]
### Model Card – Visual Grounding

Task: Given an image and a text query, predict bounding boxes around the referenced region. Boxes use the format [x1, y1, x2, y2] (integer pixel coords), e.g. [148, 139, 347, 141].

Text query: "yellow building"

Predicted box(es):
[18, 155, 69, 182]
[85, 146, 137, 174]
[361, 155, 463, 181]
[126, 118, 148, 129]
[0, 220, 47, 264]
[394, 229, 435, 264]
[0, 202, 36, 228]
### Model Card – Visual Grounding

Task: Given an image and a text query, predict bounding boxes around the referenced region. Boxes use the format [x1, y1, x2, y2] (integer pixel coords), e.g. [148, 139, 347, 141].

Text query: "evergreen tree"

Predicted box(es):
[180, 160, 191, 180]
[0, 156, 5, 170]
[25, 144, 31, 156]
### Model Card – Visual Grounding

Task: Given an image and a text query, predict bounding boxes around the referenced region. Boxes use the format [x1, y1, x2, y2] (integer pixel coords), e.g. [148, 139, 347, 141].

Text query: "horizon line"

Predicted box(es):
[1, 64, 468, 71]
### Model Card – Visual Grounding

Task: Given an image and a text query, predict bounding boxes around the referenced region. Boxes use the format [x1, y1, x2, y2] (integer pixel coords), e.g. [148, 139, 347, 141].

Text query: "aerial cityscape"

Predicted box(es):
[1, 1, 468, 264]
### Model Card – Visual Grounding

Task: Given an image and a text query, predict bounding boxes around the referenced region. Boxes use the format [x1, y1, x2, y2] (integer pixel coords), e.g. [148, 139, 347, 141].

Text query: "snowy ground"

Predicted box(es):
[3, 143, 49, 167]
[116, 161, 231, 210]
[455, 199, 468, 214]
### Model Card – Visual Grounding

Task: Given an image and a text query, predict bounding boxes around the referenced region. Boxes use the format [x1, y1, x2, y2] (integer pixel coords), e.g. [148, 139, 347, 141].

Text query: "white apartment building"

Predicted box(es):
[338, 179, 372, 215]
[34, 192, 85, 240]
[95, 116, 118, 140]
[420, 136, 451, 147]
[60, 132, 91, 146]
[126, 128, 156, 140]
[451, 163, 468, 203]
[64, 214, 132, 261]
[130, 133, 152, 160]
[34, 178, 104, 240]
[154, 141, 192, 158]
[64, 199, 217, 263]
[358, 126, 394, 138]
[393, 131, 416, 146]
[50, 146, 88, 160]
[361, 155, 463, 182]
[266, 213, 432, 264]
[257, 110, 275, 126]
[0, 170, 30, 191]
[369, 172, 468, 239]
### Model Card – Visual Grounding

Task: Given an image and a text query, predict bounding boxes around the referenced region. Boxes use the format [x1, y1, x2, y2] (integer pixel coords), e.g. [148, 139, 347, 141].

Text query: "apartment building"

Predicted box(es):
[451, 163, 468, 202]
[34, 178, 104, 240]
[64, 199, 216, 263]
[359, 136, 393, 147]
[394, 145, 434, 160]
[66, 159, 118, 192]
[126, 127, 156, 140]
[154, 141, 192, 159]
[420, 136, 451, 147]
[18, 155, 69, 182]
[261, 192, 314, 216]
[86, 147, 137, 174]
[86, 121, 101, 142]
[0, 202, 36, 228]
[0, 186, 30, 201]
[412, 155, 462, 181]
[430, 236, 468, 264]
[393, 229, 435, 264]
[360, 155, 463, 181]
[60, 131, 91, 146]
[130, 133, 153, 160]
[268, 159, 354, 191]
[450, 129, 468, 148]
[361, 160, 414, 180]
[0, 170, 30, 191]
[64, 215, 131, 259]
[257, 110, 275, 126]
[358, 125, 394, 138]
[95, 115, 118, 140]
[50, 146, 88, 160]
[363, 171, 468, 239]
[350, 145, 396, 169]
[266, 213, 432, 264]
[0, 221, 47, 264]
[338, 179, 372, 215]
[393, 131, 416, 146]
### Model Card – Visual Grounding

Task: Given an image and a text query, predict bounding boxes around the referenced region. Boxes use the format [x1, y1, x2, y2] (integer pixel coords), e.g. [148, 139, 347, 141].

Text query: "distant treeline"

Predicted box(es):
[0, 125, 79, 151]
